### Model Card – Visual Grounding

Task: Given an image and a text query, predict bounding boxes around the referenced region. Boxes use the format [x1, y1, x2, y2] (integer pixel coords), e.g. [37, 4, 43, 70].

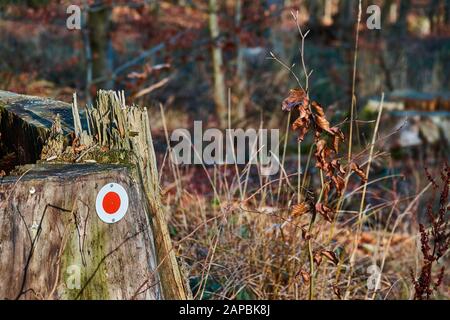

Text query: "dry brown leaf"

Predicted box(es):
[332, 174, 345, 196]
[292, 116, 311, 141]
[292, 106, 312, 141]
[332, 135, 340, 153]
[311, 101, 325, 117]
[331, 159, 346, 175]
[312, 101, 333, 134]
[299, 269, 310, 283]
[301, 226, 312, 240]
[330, 127, 344, 153]
[333, 285, 342, 299]
[351, 162, 367, 182]
[314, 139, 334, 178]
[282, 88, 309, 111]
[315, 114, 332, 133]
[291, 202, 310, 218]
[315, 203, 334, 222]
[321, 250, 339, 265]
[313, 251, 323, 266]
[315, 139, 330, 173]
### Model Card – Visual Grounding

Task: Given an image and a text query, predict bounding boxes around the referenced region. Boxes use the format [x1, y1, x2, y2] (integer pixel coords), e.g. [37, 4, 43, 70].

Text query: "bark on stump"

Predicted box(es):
[0, 164, 163, 300]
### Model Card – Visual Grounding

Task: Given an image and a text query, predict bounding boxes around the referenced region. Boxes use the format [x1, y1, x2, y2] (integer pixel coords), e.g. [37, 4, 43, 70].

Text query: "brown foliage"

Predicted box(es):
[282, 88, 366, 222]
[411, 164, 450, 300]
[350, 162, 367, 183]
[291, 202, 310, 218]
[320, 250, 339, 265]
[282, 88, 309, 112]
[299, 269, 311, 283]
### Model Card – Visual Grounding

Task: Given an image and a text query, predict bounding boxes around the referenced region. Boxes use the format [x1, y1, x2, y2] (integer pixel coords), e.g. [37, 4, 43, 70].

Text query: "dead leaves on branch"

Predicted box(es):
[321, 250, 339, 265]
[297, 269, 311, 283]
[330, 127, 345, 153]
[292, 107, 312, 142]
[315, 203, 334, 222]
[282, 88, 367, 223]
[350, 162, 367, 183]
[282, 88, 309, 112]
[311, 101, 333, 135]
[301, 225, 312, 240]
[313, 249, 340, 266]
[290, 202, 310, 218]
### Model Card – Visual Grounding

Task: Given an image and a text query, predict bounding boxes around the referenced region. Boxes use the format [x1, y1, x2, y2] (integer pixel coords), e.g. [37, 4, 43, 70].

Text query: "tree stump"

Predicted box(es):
[0, 90, 79, 173]
[0, 163, 163, 300]
[0, 89, 189, 300]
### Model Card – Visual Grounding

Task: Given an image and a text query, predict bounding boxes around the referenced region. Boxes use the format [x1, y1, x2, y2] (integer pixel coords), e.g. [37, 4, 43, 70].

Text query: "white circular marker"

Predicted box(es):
[95, 183, 129, 224]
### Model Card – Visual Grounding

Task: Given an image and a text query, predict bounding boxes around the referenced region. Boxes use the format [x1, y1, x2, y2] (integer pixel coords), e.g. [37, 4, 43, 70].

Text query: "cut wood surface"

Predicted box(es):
[0, 163, 163, 300]
[0, 90, 80, 172]
[0, 90, 79, 132]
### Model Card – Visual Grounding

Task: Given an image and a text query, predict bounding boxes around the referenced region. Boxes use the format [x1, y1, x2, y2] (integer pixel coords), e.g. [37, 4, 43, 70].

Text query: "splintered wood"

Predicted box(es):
[1, 89, 188, 299]
[80, 90, 189, 300]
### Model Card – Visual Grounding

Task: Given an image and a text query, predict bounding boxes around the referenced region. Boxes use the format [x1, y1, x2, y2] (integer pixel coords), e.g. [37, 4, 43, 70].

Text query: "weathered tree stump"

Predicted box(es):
[0, 163, 163, 300]
[0, 90, 78, 173]
[0, 90, 189, 300]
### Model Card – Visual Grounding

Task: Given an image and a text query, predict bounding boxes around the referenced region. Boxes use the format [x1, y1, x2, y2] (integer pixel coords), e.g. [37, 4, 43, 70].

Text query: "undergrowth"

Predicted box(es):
[159, 9, 449, 300]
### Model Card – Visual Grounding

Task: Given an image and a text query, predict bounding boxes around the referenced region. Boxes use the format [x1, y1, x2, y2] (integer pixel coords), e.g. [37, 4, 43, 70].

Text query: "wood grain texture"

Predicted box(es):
[0, 164, 163, 300]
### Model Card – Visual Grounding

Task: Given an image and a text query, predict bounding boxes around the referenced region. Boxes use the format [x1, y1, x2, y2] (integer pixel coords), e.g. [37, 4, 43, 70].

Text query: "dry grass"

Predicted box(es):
[158, 151, 448, 300]
[153, 8, 449, 300]
[159, 158, 448, 300]
[155, 89, 448, 299]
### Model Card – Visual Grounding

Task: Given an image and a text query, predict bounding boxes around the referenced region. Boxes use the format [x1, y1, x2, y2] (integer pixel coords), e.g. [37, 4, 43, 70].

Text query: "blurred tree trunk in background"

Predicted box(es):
[446, 0, 450, 24]
[429, 0, 450, 33]
[336, 0, 355, 29]
[268, 0, 292, 86]
[427, 0, 440, 33]
[307, 0, 325, 27]
[235, 0, 246, 120]
[381, 0, 395, 28]
[335, 0, 356, 98]
[437, 0, 448, 31]
[87, 1, 113, 91]
[391, 1, 410, 89]
[208, 0, 227, 127]
[267, 0, 286, 58]
[396, 0, 409, 35]
[323, 0, 334, 25]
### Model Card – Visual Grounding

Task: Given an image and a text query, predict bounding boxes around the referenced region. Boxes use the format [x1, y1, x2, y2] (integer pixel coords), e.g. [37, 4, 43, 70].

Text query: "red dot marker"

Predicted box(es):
[96, 183, 129, 224]
[102, 191, 121, 214]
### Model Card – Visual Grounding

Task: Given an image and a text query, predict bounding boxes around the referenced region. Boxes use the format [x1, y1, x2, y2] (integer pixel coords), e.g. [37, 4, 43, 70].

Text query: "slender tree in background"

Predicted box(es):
[307, 0, 325, 27]
[396, 0, 410, 35]
[427, 0, 439, 33]
[209, 0, 227, 127]
[87, 0, 114, 91]
[235, 0, 247, 120]
[381, 0, 395, 28]
[437, 0, 448, 31]
[337, 0, 355, 29]
[323, 0, 334, 24]
[446, 0, 450, 24]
